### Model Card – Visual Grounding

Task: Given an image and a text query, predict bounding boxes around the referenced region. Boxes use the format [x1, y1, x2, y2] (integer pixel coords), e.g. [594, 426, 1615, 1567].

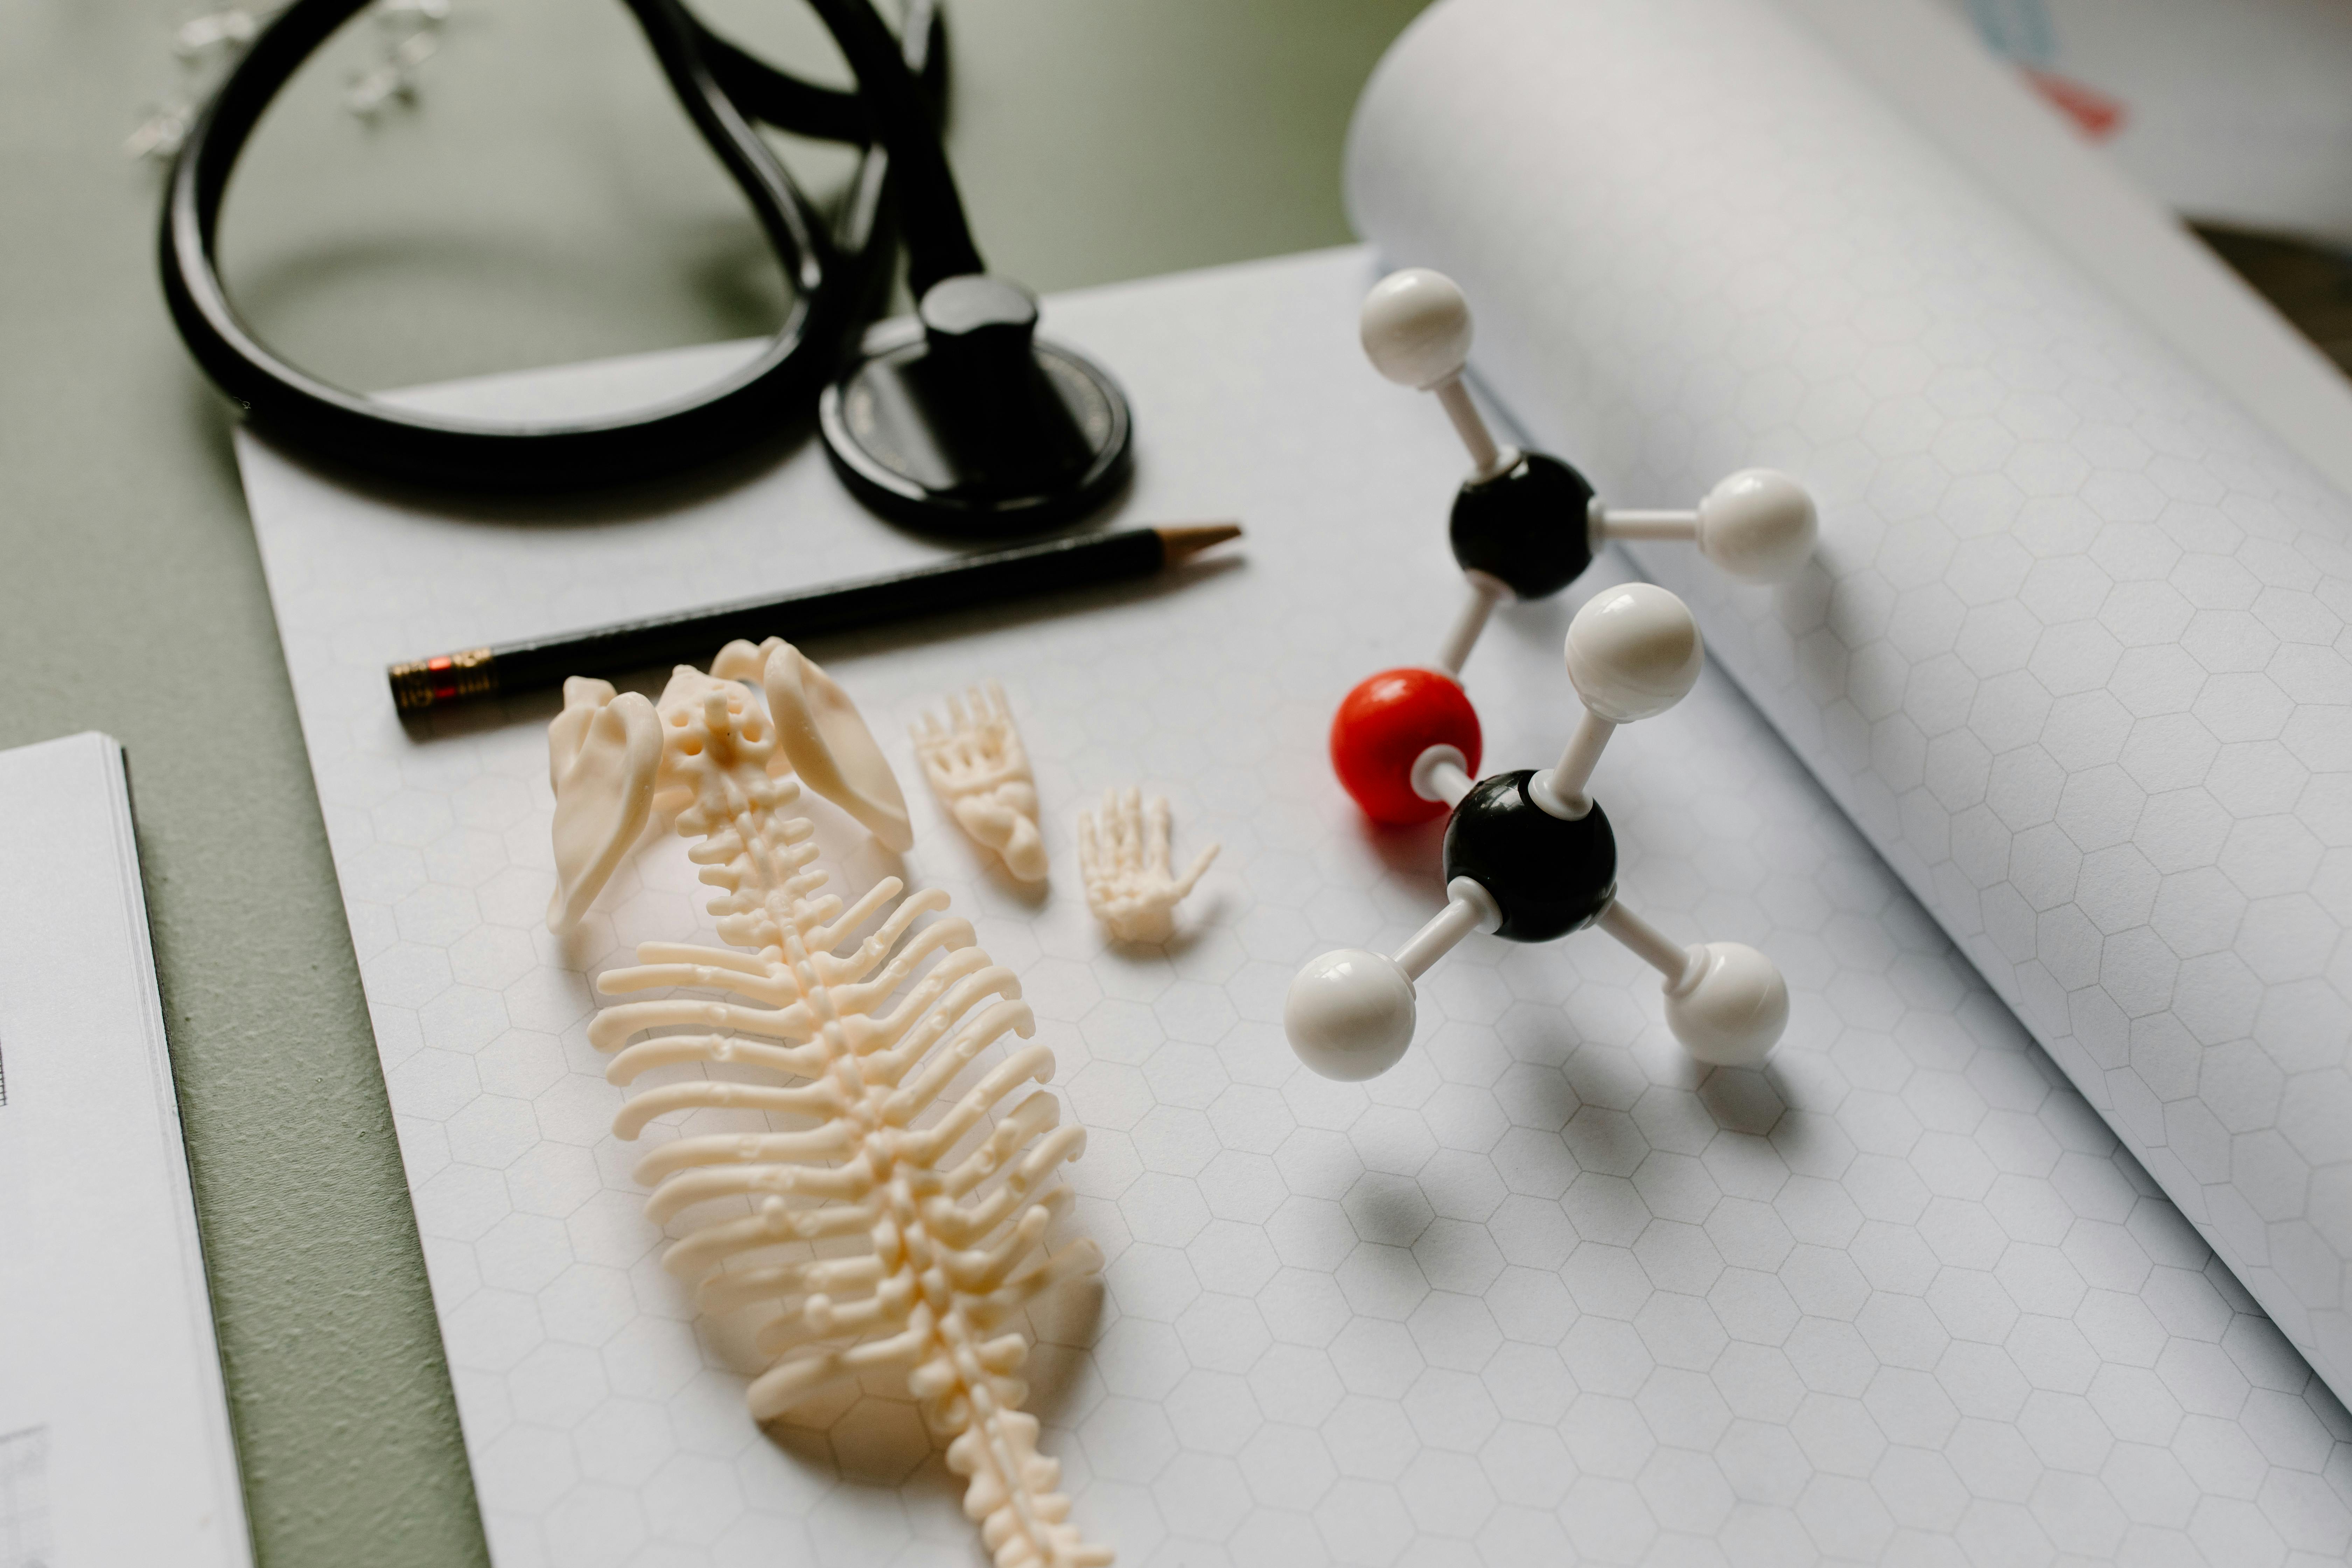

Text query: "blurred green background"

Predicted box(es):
[0, 2, 1427, 1559]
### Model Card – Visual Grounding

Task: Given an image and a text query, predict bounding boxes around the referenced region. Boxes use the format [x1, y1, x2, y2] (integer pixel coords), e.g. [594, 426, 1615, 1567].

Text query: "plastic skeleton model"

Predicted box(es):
[1077, 788, 1219, 943]
[547, 642, 1108, 1568]
[1329, 268, 1818, 826]
[913, 681, 1048, 882]
[1296, 270, 1813, 1081]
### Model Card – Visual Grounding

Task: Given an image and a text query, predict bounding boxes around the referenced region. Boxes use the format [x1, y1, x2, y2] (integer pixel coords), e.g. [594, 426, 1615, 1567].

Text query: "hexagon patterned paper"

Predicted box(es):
[1351, 0, 2352, 1421]
[236, 248, 2350, 1564]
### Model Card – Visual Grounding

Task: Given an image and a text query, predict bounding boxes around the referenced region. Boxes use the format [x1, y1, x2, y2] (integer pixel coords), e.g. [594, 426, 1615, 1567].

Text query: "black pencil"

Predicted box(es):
[386, 522, 1243, 712]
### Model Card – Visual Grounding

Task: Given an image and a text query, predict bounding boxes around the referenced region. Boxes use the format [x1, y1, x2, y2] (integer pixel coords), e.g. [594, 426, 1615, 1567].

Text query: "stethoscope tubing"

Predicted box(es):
[160, 0, 942, 491]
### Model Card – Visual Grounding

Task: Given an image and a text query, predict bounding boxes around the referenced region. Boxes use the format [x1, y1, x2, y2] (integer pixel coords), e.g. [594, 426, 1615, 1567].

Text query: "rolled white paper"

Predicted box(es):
[1348, 0, 2352, 1399]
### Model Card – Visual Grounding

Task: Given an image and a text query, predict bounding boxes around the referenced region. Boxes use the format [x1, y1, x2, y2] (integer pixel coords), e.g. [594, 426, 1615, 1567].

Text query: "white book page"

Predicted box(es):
[1911, 0, 2352, 244]
[1786, 0, 2352, 506]
[1349, 0, 2352, 1414]
[238, 248, 2349, 1564]
[0, 732, 251, 1568]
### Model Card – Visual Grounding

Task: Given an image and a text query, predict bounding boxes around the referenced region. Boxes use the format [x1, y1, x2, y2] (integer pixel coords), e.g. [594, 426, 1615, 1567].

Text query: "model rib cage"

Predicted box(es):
[590, 682, 1110, 1568]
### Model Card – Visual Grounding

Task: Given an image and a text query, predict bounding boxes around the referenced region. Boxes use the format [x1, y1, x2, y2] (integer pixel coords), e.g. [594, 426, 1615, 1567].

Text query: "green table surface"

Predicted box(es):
[0, 2, 1427, 1558]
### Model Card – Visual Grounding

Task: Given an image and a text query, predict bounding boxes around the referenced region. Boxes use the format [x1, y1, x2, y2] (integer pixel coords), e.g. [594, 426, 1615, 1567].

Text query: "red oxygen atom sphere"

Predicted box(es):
[1330, 667, 1483, 825]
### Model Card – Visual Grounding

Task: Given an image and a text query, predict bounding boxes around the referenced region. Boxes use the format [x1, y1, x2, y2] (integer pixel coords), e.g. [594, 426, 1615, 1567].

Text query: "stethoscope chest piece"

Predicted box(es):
[819, 273, 1131, 535]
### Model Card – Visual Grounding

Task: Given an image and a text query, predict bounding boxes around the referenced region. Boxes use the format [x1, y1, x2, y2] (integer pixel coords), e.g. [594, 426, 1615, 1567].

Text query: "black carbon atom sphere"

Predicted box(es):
[1449, 450, 1598, 600]
[1442, 770, 1618, 943]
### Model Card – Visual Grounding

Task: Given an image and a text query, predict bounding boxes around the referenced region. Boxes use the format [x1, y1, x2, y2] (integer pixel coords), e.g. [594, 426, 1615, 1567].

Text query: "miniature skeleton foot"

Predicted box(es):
[912, 681, 1047, 881]
[1078, 788, 1218, 944]
[546, 641, 911, 933]
[579, 670, 1108, 1568]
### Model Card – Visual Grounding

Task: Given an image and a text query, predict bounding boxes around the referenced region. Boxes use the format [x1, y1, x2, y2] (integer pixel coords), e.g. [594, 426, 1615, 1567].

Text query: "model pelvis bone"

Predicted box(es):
[546, 637, 913, 933]
[913, 681, 1047, 882]
[556, 652, 1110, 1568]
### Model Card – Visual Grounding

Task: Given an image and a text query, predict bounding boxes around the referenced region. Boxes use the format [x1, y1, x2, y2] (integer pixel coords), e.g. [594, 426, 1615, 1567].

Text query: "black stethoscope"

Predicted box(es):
[160, 0, 1131, 533]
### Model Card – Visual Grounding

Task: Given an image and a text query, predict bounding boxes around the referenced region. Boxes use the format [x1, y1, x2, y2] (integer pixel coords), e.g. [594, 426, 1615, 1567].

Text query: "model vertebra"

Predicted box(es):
[549, 649, 1109, 1568]
[914, 680, 1049, 882]
[1077, 787, 1218, 944]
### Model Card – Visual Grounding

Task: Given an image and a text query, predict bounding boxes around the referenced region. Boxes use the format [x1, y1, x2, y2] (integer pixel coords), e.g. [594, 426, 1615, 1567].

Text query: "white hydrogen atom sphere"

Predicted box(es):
[1696, 468, 1818, 582]
[1360, 268, 1474, 391]
[1285, 948, 1418, 1080]
[1665, 942, 1789, 1066]
[1564, 582, 1704, 722]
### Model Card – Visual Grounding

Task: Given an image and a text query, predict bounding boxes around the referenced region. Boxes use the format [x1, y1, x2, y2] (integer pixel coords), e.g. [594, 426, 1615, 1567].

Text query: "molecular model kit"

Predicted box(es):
[1286, 269, 1821, 1083]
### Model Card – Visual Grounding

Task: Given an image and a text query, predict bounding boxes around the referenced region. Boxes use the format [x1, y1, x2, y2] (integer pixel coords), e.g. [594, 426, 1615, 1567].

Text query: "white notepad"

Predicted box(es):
[236, 240, 2349, 1564]
[1352, 0, 2352, 1412]
[0, 733, 251, 1568]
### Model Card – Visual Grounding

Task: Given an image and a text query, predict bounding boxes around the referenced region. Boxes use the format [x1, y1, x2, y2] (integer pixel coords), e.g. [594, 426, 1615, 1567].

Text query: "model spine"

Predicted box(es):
[573, 667, 1108, 1568]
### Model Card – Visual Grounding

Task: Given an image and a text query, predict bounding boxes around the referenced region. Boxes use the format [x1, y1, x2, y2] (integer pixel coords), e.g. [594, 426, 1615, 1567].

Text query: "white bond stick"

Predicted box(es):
[1594, 471, 1820, 582]
[1433, 378, 1513, 481]
[1359, 270, 1518, 483]
[1392, 877, 1503, 980]
[1433, 571, 1510, 677]
[1593, 507, 1699, 541]
[1534, 583, 1705, 821]
[1597, 898, 1699, 986]
[1410, 744, 1476, 807]
[1529, 709, 1616, 820]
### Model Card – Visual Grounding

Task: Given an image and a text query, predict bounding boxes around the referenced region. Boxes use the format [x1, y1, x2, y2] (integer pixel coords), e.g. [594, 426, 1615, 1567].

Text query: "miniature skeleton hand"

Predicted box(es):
[1078, 788, 1218, 944]
[912, 682, 1048, 882]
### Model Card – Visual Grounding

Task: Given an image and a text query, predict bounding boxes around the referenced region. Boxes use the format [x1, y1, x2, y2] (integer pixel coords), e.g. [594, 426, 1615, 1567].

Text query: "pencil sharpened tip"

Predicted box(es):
[1156, 521, 1245, 562]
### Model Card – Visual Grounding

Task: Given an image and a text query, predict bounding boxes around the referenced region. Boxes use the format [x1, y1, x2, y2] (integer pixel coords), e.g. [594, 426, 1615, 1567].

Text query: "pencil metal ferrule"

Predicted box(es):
[389, 647, 497, 711]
